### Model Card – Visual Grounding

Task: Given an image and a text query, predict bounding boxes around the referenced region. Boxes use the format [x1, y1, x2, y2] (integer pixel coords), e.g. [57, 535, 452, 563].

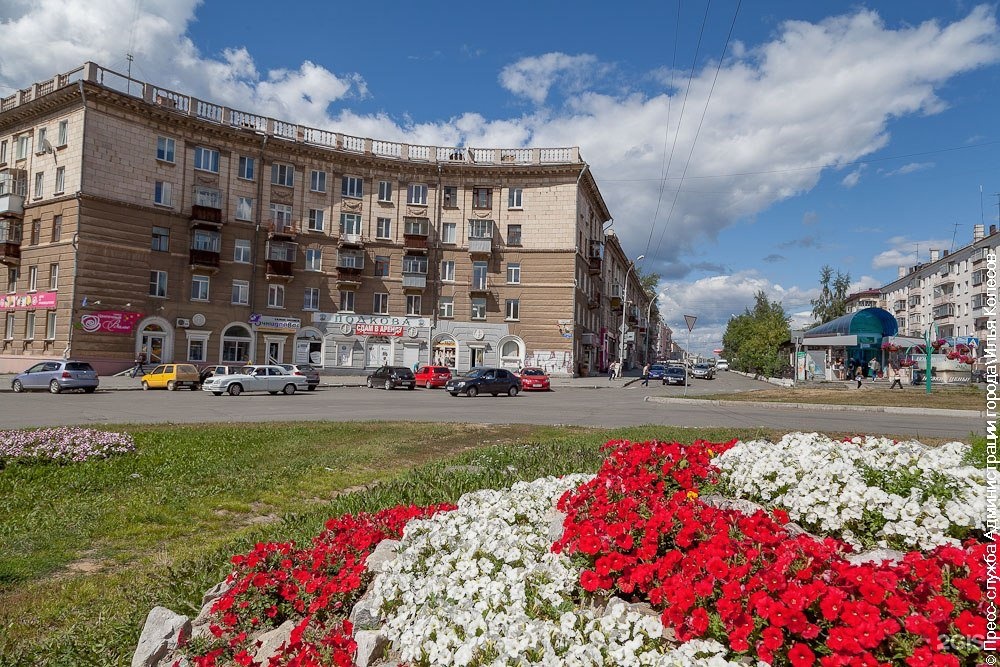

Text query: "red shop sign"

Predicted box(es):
[355, 324, 404, 337]
[79, 310, 143, 335]
[0, 291, 57, 311]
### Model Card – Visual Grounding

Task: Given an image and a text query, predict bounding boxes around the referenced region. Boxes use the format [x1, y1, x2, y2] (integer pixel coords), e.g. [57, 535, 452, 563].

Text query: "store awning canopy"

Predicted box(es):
[803, 308, 898, 342]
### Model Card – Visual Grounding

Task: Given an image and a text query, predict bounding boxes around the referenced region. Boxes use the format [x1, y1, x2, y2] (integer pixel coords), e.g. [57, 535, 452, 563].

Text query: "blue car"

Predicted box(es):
[647, 364, 667, 380]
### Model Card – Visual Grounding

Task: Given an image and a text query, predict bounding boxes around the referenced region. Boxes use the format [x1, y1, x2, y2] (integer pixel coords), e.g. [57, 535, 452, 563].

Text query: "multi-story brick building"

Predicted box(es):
[0, 62, 650, 376]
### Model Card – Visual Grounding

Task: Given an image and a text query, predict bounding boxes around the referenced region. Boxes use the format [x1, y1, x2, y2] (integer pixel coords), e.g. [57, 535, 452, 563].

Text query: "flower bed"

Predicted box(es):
[0, 426, 136, 464]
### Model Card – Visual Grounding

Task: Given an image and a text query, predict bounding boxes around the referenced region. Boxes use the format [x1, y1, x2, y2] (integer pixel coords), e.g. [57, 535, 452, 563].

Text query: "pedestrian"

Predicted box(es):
[888, 357, 903, 389]
[869, 357, 881, 383]
[641, 362, 650, 387]
[130, 349, 146, 378]
[855, 365, 864, 389]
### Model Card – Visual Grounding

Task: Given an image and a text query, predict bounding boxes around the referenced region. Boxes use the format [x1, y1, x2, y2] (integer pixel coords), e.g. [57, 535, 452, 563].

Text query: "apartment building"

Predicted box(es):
[880, 223, 998, 348]
[0, 62, 650, 376]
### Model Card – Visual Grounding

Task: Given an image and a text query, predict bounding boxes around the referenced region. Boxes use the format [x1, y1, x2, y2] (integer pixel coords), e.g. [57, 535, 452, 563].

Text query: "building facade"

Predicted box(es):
[0, 62, 649, 376]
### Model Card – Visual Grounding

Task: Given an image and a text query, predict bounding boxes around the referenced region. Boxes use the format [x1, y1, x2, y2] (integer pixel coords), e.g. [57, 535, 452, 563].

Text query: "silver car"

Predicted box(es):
[11, 360, 100, 394]
[201, 364, 307, 396]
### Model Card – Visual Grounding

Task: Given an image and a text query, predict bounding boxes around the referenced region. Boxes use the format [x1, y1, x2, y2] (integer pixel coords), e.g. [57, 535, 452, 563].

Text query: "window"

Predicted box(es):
[3, 311, 13, 339]
[507, 224, 522, 246]
[6, 268, 17, 292]
[151, 226, 170, 252]
[191, 275, 210, 301]
[222, 324, 252, 362]
[268, 284, 285, 308]
[154, 181, 172, 206]
[438, 296, 454, 319]
[508, 188, 523, 209]
[339, 290, 355, 312]
[303, 287, 320, 311]
[27, 265, 37, 291]
[25, 311, 35, 339]
[187, 337, 206, 362]
[0, 140, 7, 163]
[149, 270, 167, 297]
[373, 292, 389, 314]
[376, 217, 392, 239]
[440, 260, 455, 282]
[507, 262, 521, 284]
[270, 203, 293, 232]
[37, 128, 47, 150]
[194, 146, 220, 173]
[54, 167, 65, 194]
[342, 176, 363, 199]
[471, 298, 487, 320]
[443, 186, 458, 207]
[403, 255, 427, 274]
[404, 217, 428, 236]
[49, 263, 58, 289]
[33, 172, 43, 198]
[238, 156, 255, 180]
[469, 219, 493, 239]
[374, 255, 390, 277]
[156, 137, 175, 162]
[472, 262, 488, 290]
[30, 219, 40, 245]
[271, 163, 294, 187]
[310, 170, 327, 192]
[406, 294, 422, 316]
[441, 222, 456, 244]
[236, 196, 253, 221]
[305, 248, 322, 271]
[505, 299, 520, 320]
[234, 239, 251, 263]
[57, 120, 68, 147]
[232, 280, 249, 305]
[340, 213, 362, 236]
[308, 209, 325, 232]
[16, 134, 30, 160]
[338, 250, 364, 269]
[472, 187, 492, 208]
[45, 311, 56, 340]
[407, 183, 428, 205]
[378, 180, 392, 202]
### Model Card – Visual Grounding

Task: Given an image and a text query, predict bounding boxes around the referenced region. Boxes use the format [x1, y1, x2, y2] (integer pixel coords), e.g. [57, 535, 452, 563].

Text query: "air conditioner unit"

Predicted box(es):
[175, 318, 191, 328]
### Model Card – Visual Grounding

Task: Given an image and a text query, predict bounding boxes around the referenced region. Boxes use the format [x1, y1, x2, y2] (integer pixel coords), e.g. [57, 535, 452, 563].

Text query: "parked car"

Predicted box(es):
[279, 363, 320, 390]
[414, 365, 453, 389]
[141, 364, 201, 391]
[516, 367, 551, 391]
[11, 360, 99, 394]
[971, 368, 987, 383]
[201, 365, 307, 396]
[446, 368, 521, 397]
[646, 364, 667, 381]
[715, 358, 729, 371]
[662, 366, 688, 386]
[367, 366, 416, 390]
[690, 363, 716, 380]
[199, 364, 245, 383]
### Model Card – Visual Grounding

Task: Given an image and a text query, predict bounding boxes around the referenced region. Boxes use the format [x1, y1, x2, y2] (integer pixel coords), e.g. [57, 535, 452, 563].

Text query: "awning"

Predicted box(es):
[804, 308, 898, 340]
[802, 335, 857, 346]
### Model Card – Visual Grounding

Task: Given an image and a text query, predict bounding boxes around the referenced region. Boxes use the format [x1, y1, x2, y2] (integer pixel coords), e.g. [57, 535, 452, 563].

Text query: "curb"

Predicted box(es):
[643, 396, 984, 418]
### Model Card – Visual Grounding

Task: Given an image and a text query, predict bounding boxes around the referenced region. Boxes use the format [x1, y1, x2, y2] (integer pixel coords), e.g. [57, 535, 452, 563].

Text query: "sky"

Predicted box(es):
[1, 0, 998, 355]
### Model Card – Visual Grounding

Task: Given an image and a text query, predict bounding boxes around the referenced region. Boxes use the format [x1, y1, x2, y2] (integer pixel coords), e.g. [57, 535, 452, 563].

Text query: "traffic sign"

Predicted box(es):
[684, 315, 697, 332]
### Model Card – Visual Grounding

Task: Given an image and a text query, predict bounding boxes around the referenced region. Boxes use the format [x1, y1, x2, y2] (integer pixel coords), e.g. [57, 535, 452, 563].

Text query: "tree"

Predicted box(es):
[810, 265, 851, 326]
[639, 270, 661, 299]
[722, 291, 790, 377]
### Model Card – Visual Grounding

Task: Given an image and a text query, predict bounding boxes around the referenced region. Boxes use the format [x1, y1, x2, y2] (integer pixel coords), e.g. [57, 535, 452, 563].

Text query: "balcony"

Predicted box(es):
[265, 259, 294, 280]
[581, 332, 598, 347]
[403, 233, 429, 252]
[402, 273, 427, 289]
[189, 247, 220, 270]
[587, 295, 599, 310]
[336, 265, 363, 286]
[893, 299, 906, 312]
[0, 240, 20, 266]
[588, 254, 602, 275]
[339, 232, 363, 248]
[190, 204, 222, 228]
[468, 237, 493, 256]
[268, 221, 297, 240]
[469, 278, 489, 295]
[0, 193, 25, 218]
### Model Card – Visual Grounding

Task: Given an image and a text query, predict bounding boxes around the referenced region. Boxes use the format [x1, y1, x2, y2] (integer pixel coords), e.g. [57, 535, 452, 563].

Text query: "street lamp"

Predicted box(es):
[619, 254, 644, 371]
[645, 289, 667, 364]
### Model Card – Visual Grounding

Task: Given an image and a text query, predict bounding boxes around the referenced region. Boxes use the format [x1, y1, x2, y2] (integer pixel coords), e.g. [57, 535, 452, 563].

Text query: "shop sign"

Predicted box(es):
[1, 291, 57, 311]
[79, 310, 142, 335]
[355, 323, 405, 337]
[312, 312, 429, 328]
[249, 313, 301, 332]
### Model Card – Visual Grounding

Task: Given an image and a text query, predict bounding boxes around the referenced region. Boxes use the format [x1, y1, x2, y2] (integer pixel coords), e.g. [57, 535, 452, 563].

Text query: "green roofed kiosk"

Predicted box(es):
[801, 308, 902, 381]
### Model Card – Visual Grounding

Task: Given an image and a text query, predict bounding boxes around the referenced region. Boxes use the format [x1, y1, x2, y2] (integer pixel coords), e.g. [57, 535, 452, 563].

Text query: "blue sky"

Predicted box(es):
[1, 0, 998, 354]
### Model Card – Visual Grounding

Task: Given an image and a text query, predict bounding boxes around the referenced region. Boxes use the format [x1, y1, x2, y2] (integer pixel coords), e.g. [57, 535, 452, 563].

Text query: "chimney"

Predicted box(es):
[974, 224, 985, 241]
[929, 249, 939, 262]
[942, 249, 949, 258]
[898, 266, 906, 279]
[992, 224, 997, 235]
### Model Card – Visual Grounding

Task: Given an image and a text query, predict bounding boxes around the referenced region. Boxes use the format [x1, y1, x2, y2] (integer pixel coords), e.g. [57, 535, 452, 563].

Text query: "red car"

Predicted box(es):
[414, 365, 453, 389]
[517, 367, 551, 391]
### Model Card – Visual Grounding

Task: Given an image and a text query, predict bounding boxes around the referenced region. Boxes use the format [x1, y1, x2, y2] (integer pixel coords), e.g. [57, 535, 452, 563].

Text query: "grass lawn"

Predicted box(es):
[695, 383, 985, 410]
[0, 421, 981, 666]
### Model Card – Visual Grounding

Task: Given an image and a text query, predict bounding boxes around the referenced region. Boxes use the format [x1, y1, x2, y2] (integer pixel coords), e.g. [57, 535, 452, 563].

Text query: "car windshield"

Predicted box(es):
[239, 366, 254, 374]
[666, 368, 684, 374]
[465, 369, 486, 378]
[521, 369, 545, 376]
[65, 362, 94, 371]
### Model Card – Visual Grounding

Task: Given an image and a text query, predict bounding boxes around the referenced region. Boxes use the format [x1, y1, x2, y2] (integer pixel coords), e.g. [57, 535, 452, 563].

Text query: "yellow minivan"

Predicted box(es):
[141, 364, 201, 391]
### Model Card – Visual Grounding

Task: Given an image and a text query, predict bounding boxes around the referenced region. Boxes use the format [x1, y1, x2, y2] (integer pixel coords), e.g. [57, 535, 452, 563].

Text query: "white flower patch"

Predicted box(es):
[713, 432, 984, 550]
[367, 475, 753, 667]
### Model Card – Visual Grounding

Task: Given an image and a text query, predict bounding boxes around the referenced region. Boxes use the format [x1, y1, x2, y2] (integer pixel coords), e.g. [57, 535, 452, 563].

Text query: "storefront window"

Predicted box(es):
[433, 338, 456, 368]
[222, 324, 252, 363]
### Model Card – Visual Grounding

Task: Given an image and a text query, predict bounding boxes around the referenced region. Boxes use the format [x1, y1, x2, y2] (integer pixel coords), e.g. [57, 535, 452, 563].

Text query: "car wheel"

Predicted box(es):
[466, 386, 478, 398]
[283, 384, 296, 395]
[190, 384, 199, 391]
[228, 383, 243, 396]
[269, 391, 278, 395]
[426, 380, 433, 389]
[307, 385, 316, 391]
[213, 392, 222, 396]
[407, 385, 415, 390]
[384, 380, 392, 390]
[167, 380, 177, 391]
[491, 392, 498, 397]
[49, 380, 62, 394]
[142, 381, 150, 390]
[83, 387, 96, 394]
[449, 392, 459, 396]
[12, 380, 23, 393]
[508, 385, 519, 397]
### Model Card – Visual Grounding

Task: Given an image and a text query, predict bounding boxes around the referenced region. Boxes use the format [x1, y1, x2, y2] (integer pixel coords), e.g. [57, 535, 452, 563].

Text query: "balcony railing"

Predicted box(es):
[469, 278, 489, 294]
[468, 237, 492, 254]
[336, 266, 363, 285]
[189, 248, 220, 268]
[268, 221, 297, 238]
[0, 241, 20, 265]
[402, 274, 427, 289]
[403, 233, 429, 250]
[191, 204, 223, 225]
[588, 255, 602, 275]
[339, 232, 363, 246]
[0, 194, 25, 218]
[265, 259, 293, 278]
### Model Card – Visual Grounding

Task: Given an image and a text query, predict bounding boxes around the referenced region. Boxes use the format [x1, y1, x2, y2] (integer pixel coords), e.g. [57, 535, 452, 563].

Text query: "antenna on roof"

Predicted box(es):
[949, 222, 960, 253]
[125, 53, 134, 94]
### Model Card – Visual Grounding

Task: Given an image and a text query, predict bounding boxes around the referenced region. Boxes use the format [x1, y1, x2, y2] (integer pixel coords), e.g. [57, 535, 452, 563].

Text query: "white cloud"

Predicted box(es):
[883, 161, 934, 176]
[498, 53, 600, 105]
[871, 235, 953, 269]
[842, 167, 865, 188]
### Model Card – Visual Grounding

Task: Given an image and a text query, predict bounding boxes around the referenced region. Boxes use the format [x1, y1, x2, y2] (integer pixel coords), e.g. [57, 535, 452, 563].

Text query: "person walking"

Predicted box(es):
[608, 360, 616, 381]
[855, 365, 864, 389]
[888, 358, 903, 389]
[130, 349, 146, 378]
[868, 357, 881, 383]
[641, 362, 651, 387]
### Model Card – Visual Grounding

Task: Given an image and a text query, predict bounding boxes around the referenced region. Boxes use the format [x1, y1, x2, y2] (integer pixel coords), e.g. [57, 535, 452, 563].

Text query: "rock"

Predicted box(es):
[546, 510, 567, 543]
[131, 606, 191, 667]
[845, 548, 905, 565]
[190, 579, 234, 640]
[201, 579, 233, 608]
[354, 630, 389, 667]
[365, 539, 400, 574]
[700, 494, 766, 516]
[253, 620, 295, 664]
[349, 591, 382, 631]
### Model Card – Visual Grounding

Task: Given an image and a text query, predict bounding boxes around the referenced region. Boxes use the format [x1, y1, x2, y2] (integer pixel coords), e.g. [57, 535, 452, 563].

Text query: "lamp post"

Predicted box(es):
[618, 254, 644, 372]
[645, 289, 666, 364]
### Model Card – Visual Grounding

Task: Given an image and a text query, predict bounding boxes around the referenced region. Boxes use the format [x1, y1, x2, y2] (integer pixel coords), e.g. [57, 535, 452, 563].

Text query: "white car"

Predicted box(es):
[715, 359, 729, 371]
[201, 364, 307, 396]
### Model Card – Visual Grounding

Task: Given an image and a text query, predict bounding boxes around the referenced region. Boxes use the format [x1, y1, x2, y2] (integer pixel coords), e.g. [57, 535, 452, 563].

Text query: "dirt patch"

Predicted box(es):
[696, 385, 984, 411]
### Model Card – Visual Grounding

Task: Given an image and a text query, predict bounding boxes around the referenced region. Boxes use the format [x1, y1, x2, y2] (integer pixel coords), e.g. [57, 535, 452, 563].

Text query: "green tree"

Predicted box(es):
[810, 265, 851, 326]
[639, 270, 661, 299]
[722, 291, 790, 376]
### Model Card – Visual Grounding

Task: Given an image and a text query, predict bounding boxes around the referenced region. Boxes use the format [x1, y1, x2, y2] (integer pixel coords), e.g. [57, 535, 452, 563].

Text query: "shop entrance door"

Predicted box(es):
[142, 333, 166, 364]
[266, 339, 284, 365]
[367, 340, 390, 367]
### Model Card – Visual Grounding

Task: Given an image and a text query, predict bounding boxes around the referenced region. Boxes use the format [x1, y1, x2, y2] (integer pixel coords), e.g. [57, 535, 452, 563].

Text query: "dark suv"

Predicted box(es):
[366, 366, 416, 390]
[446, 367, 521, 397]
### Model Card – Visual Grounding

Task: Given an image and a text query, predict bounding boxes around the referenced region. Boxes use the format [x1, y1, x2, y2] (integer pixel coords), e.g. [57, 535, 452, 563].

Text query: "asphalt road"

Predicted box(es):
[0, 380, 980, 439]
